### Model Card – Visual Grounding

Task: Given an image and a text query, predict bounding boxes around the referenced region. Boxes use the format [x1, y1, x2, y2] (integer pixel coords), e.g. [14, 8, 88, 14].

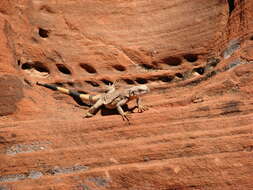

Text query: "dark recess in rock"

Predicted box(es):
[193, 67, 205, 75]
[162, 56, 182, 66]
[101, 79, 112, 85]
[54, 82, 64, 87]
[85, 80, 100, 87]
[21, 63, 31, 70]
[123, 79, 135, 84]
[135, 78, 148, 84]
[21, 62, 50, 73]
[38, 28, 49, 38]
[140, 63, 155, 70]
[228, 0, 235, 14]
[113, 64, 126, 72]
[67, 82, 74, 86]
[175, 73, 184, 78]
[158, 75, 173, 82]
[77, 90, 88, 94]
[184, 54, 198, 62]
[56, 64, 71, 75]
[80, 63, 97, 74]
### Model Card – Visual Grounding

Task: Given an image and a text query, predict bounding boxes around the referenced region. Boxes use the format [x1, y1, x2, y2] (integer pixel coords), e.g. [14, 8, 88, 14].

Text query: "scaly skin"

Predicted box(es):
[37, 82, 150, 123]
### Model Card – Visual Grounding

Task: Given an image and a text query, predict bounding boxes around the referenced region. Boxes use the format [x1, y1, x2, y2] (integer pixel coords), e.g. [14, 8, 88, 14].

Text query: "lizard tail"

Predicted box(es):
[36, 82, 99, 103]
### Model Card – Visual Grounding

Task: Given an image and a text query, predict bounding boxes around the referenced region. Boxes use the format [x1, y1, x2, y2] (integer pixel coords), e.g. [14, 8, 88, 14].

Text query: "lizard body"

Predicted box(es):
[36, 82, 149, 122]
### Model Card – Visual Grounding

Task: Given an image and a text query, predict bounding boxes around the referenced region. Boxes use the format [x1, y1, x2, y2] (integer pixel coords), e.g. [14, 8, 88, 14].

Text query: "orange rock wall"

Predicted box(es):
[0, 0, 253, 189]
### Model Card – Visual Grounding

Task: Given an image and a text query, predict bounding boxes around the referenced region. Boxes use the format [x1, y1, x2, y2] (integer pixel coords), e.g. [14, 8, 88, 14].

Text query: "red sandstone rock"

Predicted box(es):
[0, 0, 252, 190]
[0, 75, 23, 116]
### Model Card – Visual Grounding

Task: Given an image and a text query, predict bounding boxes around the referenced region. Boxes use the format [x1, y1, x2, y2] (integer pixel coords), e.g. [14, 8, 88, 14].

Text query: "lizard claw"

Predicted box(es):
[121, 113, 131, 124]
[137, 105, 148, 113]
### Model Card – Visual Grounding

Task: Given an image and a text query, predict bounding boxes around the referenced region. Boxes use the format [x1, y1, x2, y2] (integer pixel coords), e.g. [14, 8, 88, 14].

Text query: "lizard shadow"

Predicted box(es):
[100, 105, 137, 116]
[71, 95, 90, 107]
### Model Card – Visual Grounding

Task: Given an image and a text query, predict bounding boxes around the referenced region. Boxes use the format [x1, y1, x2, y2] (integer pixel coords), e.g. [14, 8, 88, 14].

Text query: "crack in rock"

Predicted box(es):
[47, 165, 89, 175]
[223, 39, 240, 59]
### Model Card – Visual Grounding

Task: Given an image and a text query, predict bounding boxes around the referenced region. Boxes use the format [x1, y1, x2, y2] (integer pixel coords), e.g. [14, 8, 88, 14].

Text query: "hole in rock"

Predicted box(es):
[228, 0, 235, 14]
[54, 82, 64, 87]
[123, 79, 135, 84]
[78, 90, 88, 94]
[21, 62, 50, 73]
[184, 54, 198, 62]
[38, 28, 49, 38]
[80, 63, 97, 74]
[162, 57, 182, 66]
[175, 73, 184, 78]
[158, 75, 174, 82]
[250, 36, 253, 41]
[17, 60, 21, 66]
[140, 64, 155, 70]
[193, 67, 205, 75]
[85, 80, 100, 87]
[21, 63, 31, 70]
[101, 79, 112, 85]
[67, 82, 74, 87]
[135, 78, 148, 84]
[56, 64, 71, 75]
[113, 64, 126, 72]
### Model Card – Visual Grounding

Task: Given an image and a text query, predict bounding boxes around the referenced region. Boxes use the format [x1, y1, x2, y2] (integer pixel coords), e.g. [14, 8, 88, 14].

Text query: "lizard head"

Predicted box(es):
[129, 85, 150, 97]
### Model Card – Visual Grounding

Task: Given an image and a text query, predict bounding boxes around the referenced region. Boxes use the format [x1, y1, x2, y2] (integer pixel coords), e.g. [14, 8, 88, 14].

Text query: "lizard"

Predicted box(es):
[36, 81, 150, 123]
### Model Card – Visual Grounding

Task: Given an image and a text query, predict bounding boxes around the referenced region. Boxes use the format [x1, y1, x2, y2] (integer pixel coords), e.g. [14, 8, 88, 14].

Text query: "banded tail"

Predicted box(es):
[36, 82, 100, 104]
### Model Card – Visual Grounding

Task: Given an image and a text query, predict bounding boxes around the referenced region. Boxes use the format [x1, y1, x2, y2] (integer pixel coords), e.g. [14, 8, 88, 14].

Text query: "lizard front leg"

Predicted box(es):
[136, 97, 148, 113]
[84, 99, 103, 118]
[116, 100, 131, 123]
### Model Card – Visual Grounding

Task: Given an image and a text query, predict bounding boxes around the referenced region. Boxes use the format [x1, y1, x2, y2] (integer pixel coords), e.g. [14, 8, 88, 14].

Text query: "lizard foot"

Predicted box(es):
[137, 105, 148, 113]
[121, 113, 131, 124]
[83, 112, 94, 118]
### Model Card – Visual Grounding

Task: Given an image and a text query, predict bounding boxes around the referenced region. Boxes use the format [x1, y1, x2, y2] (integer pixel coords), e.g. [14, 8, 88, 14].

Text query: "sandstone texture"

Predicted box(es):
[0, 75, 23, 116]
[0, 0, 253, 189]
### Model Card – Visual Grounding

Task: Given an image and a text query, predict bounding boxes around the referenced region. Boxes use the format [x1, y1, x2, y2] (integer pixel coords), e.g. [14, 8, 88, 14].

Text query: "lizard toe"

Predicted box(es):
[121, 113, 131, 121]
[138, 105, 148, 113]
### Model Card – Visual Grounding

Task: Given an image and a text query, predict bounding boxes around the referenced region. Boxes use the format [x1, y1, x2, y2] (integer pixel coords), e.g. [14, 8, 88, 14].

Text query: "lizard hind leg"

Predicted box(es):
[84, 99, 103, 118]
